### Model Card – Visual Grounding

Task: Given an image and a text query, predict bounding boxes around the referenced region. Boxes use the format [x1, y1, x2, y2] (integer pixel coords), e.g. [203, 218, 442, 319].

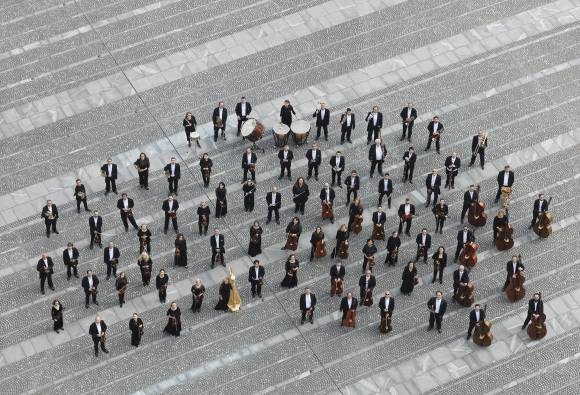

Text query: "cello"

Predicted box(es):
[533, 197, 553, 238]
[337, 240, 349, 259]
[455, 282, 475, 307]
[379, 313, 392, 334]
[321, 202, 333, 220]
[505, 255, 525, 302]
[330, 277, 344, 296]
[284, 233, 299, 251]
[372, 223, 385, 240]
[363, 289, 373, 307]
[352, 214, 363, 235]
[495, 220, 514, 251]
[315, 239, 327, 258]
[472, 304, 493, 347]
[459, 242, 478, 268]
[468, 185, 487, 227]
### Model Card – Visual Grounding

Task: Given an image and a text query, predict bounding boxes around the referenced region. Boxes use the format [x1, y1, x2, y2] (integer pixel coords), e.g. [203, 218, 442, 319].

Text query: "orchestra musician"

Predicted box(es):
[522, 292, 543, 330]
[309, 227, 325, 260]
[402, 146, 417, 183]
[104, 241, 120, 280]
[379, 291, 395, 333]
[138, 224, 151, 254]
[427, 291, 447, 333]
[362, 239, 378, 273]
[63, 242, 79, 280]
[400, 101, 417, 141]
[117, 193, 139, 231]
[199, 153, 213, 187]
[432, 198, 448, 234]
[340, 292, 358, 327]
[163, 302, 182, 337]
[277, 145, 294, 180]
[330, 150, 345, 188]
[248, 221, 262, 257]
[37, 253, 55, 295]
[313, 102, 330, 141]
[51, 300, 64, 333]
[155, 269, 169, 304]
[424, 116, 444, 154]
[164, 157, 181, 196]
[444, 152, 461, 189]
[466, 303, 486, 339]
[215, 182, 228, 218]
[344, 170, 360, 205]
[415, 228, 432, 264]
[210, 228, 225, 268]
[74, 179, 90, 213]
[242, 179, 256, 212]
[493, 210, 509, 242]
[101, 158, 117, 195]
[81, 270, 99, 308]
[461, 185, 479, 223]
[292, 177, 309, 215]
[454, 225, 475, 262]
[495, 165, 514, 204]
[305, 143, 322, 181]
[248, 259, 265, 298]
[340, 108, 355, 144]
[191, 279, 205, 312]
[266, 186, 281, 224]
[174, 233, 188, 268]
[137, 252, 153, 286]
[235, 96, 252, 136]
[378, 173, 393, 209]
[384, 231, 401, 266]
[368, 138, 387, 178]
[398, 198, 415, 236]
[330, 224, 349, 259]
[89, 210, 102, 250]
[359, 270, 376, 305]
[469, 130, 487, 169]
[197, 201, 210, 235]
[330, 261, 345, 297]
[347, 197, 364, 233]
[283, 217, 302, 251]
[320, 183, 335, 224]
[431, 246, 447, 284]
[212, 101, 228, 142]
[280, 99, 296, 128]
[365, 105, 383, 144]
[400, 261, 418, 296]
[41, 200, 59, 237]
[115, 272, 128, 307]
[371, 206, 386, 240]
[425, 168, 442, 208]
[134, 152, 150, 190]
[89, 315, 109, 357]
[162, 195, 179, 234]
[183, 111, 198, 148]
[129, 313, 144, 347]
[281, 255, 300, 288]
[453, 265, 470, 300]
[529, 193, 549, 228]
[242, 147, 257, 182]
[502, 255, 525, 291]
[300, 287, 316, 324]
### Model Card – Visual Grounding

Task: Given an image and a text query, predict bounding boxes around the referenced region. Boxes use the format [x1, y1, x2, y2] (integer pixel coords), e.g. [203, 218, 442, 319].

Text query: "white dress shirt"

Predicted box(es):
[435, 299, 441, 313]
[372, 112, 378, 126]
[241, 103, 246, 116]
[107, 164, 112, 176]
[375, 145, 383, 160]
[305, 294, 311, 309]
[170, 163, 175, 176]
[503, 172, 509, 186]
[346, 115, 351, 127]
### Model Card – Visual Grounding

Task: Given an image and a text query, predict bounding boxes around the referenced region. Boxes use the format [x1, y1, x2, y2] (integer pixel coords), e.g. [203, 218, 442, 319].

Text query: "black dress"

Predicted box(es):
[138, 229, 152, 254]
[51, 305, 64, 331]
[400, 267, 418, 295]
[215, 282, 231, 311]
[191, 284, 205, 312]
[174, 239, 188, 267]
[216, 188, 227, 217]
[164, 307, 181, 336]
[280, 259, 299, 288]
[248, 226, 262, 257]
[331, 229, 349, 258]
[129, 317, 144, 346]
[292, 184, 309, 213]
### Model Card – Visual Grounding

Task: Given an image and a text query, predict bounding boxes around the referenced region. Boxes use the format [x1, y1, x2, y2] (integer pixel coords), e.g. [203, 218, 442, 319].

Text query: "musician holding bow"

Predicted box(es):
[117, 193, 138, 231]
[502, 255, 525, 292]
[330, 261, 345, 297]
[340, 292, 358, 327]
[362, 239, 378, 273]
[162, 195, 179, 234]
[378, 173, 393, 209]
[467, 303, 486, 340]
[300, 287, 316, 324]
[415, 228, 432, 264]
[138, 224, 151, 255]
[522, 292, 544, 330]
[242, 179, 256, 212]
[155, 269, 169, 304]
[425, 169, 442, 208]
[529, 193, 549, 228]
[138, 252, 153, 286]
[379, 291, 395, 333]
[359, 270, 376, 306]
[344, 170, 360, 205]
[365, 105, 383, 144]
[199, 153, 213, 187]
[369, 138, 387, 178]
[402, 146, 417, 183]
[320, 183, 336, 224]
[433, 198, 448, 234]
[330, 151, 345, 187]
[306, 143, 322, 181]
[371, 206, 386, 240]
[453, 265, 470, 300]
[89, 210, 102, 250]
[197, 201, 210, 236]
[427, 291, 447, 333]
[104, 241, 120, 280]
[461, 185, 479, 224]
[101, 158, 117, 195]
[89, 315, 109, 357]
[183, 111, 198, 148]
[385, 231, 401, 266]
[210, 228, 225, 268]
[309, 227, 325, 260]
[495, 165, 514, 204]
[398, 198, 415, 236]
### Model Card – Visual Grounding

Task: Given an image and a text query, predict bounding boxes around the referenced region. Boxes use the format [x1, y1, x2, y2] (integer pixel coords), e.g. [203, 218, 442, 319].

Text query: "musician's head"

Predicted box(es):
[366, 239, 373, 246]
[533, 293, 540, 300]
[433, 116, 439, 122]
[252, 221, 259, 227]
[218, 182, 225, 189]
[47, 200, 52, 205]
[469, 185, 475, 191]
[451, 151, 457, 157]
[254, 260, 260, 267]
[107, 158, 113, 164]
[203, 152, 209, 159]
[459, 265, 465, 271]
[119, 272, 125, 278]
[292, 217, 299, 224]
[346, 108, 351, 114]
[383, 173, 389, 179]
[171, 157, 176, 164]
[347, 292, 353, 298]
[512, 255, 518, 262]
[213, 228, 219, 235]
[437, 246, 445, 253]
[139, 152, 146, 159]
[304, 287, 311, 294]
[439, 199, 445, 205]
[336, 150, 341, 155]
[378, 206, 383, 212]
[284, 145, 289, 150]
[422, 228, 427, 235]
[409, 146, 414, 152]
[246, 147, 252, 154]
[385, 291, 391, 297]
[312, 143, 317, 149]
[201, 201, 207, 207]
[435, 291, 443, 299]
[284, 100, 290, 105]
[365, 270, 372, 277]
[271, 185, 277, 192]
[76, 179, 81, 185]
[351, 170, 357, 176]
[539, 193, 544, 200]
[185, 112, 192, 118]
[474, 304, 481, 310]
[315, 226, 322, 233]
[320, 102, 326, 109]
[168, 195, 174, 201]
[67, 242, 73, 248]
[95, 315, 101, 324]
[159, 269, 165, 277]
[140, 224, 147, 231]
[405, 198, 410, 204]
[241, 96, 246, 102]
[170, 302, 177, 310]
[372, 105, 379, 112]
[87, 270, 92, 276]
[218, 101, 224, 108]
[324, 182, 330, 189]
[431, 168, 437, 174]
[336, 260, 342, 266]
[122, 193, 128, 199]
[42, 252, 48, 259]
[407, 101, 413, 107]
[177, 233, 184, 240]
[375, 138, 381, 144]
[407, 261, 414, 269]
[504, 165, 510, 171]
[108, 241, 113, 248]
[392, 231, 398, 237]
[140, 252, 149, 260]
[93, 210, 99, 217]
[132, 313, 139, 320]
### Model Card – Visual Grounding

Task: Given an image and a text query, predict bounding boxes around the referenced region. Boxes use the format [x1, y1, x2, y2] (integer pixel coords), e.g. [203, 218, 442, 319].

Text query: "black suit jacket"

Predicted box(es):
[403, 151, 417, 166]
[427, 121, 444, 134]
[497, 170, 515, 187]
[117, 198, 135, 211]
[162, 199, 179, 212]
[242, 152, 258, 168]
[457, 230, 475, 244]
[305, 149, 322, 165]
[74, 184, 87, 199]
[104, 247, 120, 264]
[372, 211, 386, 224]
[469, 309, 486, 324]
[266, 192, 282, 209]
[453, 270, 470, 285]
[368, 143, 387, 162]
[416, 234, 432, 249]
[329, 156, 345, 172]
[89, 321, 107, 339]
[365, 112, 383, 130]
[533, 199, 549, 213]
[37, 258, 54, 275]
[425, 174, 442, 191]
[427, 297, 447, 316]
[463, 190, 479, 205]
[527, 299, 544, 315]
[82, 275, 99, 291]
[235, 102, 252, 117]
[340, 113, 355, 130]
[300, 293, 317, 310]
[340, 297, 358, 311]
[330, 264, 345, 279]
[379, 297, 395, 315]
[400, 107, 417, 122]
[210, 234, 225, 252]
[212, 107, 228, 125]
[319, 188, 335, 203]
[445, 156, 461, 174]
[62, 248, 79, 265]
[41, 205, 58, 220]
[164, 163, 181, 179]
[344, 175, 360, 190]
[100, 163, 117, 179]
[358, 275, 376, 289]
[89, 216, 102, 232]
[471, 135, 487, 152]
[278, 149, 294, 163]
[248, 265, 265, 282]
[506, 261, 525, 276]
[398, 204, 416, 217]
[313, 109, 330, 126]
[378, 178, 393, 194]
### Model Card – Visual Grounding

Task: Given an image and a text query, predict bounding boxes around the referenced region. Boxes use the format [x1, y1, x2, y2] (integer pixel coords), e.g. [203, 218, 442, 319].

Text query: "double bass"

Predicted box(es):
[495, 221, 514, 251]
[321, 202, 333, 220]
[472, 304, 493, 347]
[342, 310, 356, 328]
[330, 277, 344, 296]
[455, 282, 475, 307]
[315, 239, 327, 258]
[468, 185, 487, 227]
[527, 313, 547, 340]
[337, 240, 349, 259]
[533, 197, 553, 238]
[459, 242, 478, 268]
[505, 255, 525, 302]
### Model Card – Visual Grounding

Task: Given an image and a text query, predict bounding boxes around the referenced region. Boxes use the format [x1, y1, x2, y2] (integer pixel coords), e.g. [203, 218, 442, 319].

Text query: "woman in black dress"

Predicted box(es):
[432, 246, 447, 284]
[156, 269, 169, 303]
[215, 278, 232, 311]
[248, 221, 262, 257]
[280, 255, 299, 288]
[51, 300, 64, 333]
[362, 238, 378, 273]
[292, 177, 309, 214]
[138, 224, 152, 254]
[242, 179, 256, 212]
[164, 302, 181, 337]
[129, 313, 144, 347]
[174, 233, 187, 267]
[331, 224, 350, 259]
[191, 279, 205, 312]
[199, 153, 213, 187]
[400, 261, 418, 296]
[215, 182, 227, 218]
[282, 217, 302, 251]
[183, 111, 198, 148]
[115, 272, 128, 307]
[138, 252, 153, 286]
[134, 152, 150, 190]
[197, 201, 210, 236]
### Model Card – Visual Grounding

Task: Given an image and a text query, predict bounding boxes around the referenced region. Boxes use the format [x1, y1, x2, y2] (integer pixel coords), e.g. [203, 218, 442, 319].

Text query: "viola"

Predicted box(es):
[527, 313, 547, 340]
[459, 242, 478, 268]
[352, 215, 363, 235]
[321, 202, 333, 220]
[495, 224, 514, 251]
[372, 223, 385, 240]
[337, 240, 349, 259]
[505, 269, 526, 302]
[455, 282, 475, 307]
[315, 239, 327, 258]
[363, 289, 373, 306]
[330, 278, 344, 296]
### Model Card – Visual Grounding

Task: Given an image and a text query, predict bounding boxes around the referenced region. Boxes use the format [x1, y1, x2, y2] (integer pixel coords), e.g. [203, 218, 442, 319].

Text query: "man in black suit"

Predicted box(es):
[358, 270, 376, 302]
[89, 315, 109, 357]
[266, 186, 281, 224]
[235, 96, 252, 136]
[365, 105, 383, 144]
[467, 304, 486, 339]
[212, 101, 228, 142]
[329, 151, 345, 187]
[117, 193, 138, 231]
[320, 183, 336, 223]
[378, 173, 393, 209]
[427, 291, 447, 333]
[339, 108, 355, 143]
[522, 292, 544, 330]
[74, 178, 90, 213]
[82, 270, 99, 308]
[379, 291, 395, 332]
[415, 228, 432, 263]
[461, 185, 479, 223]
[503, 255, 525, 291]
[101, 158, 117, 195]
[313, 102, 330, 141]
[104, 241, 120, 280]
[242, 147, 257, 182]
[398, 198, 415, 236]
[425, 168, 442, 208]
[41, 200, 59, 237]
[455, 226, 475, 261]
[300, 287, 316, 324]
[63, 242, 79, 280]
[280, 99, 296, 128]
[369, 138, 387, 178]
[305, 143, 322, 180]
[402, 146, 417, 183]
[277, 145, 293, 180]
[210, 228, 225, 268]
[162, 195, 179, 234]
[495, 165, 514, 203]
[330, 261, 345, 296]
[424, 116, 444, 153]
[37, 253, 55, 294]
[400, 102, 417, 141]
[164, 157, 181, 196]
[248, 259, 265, 298]
[453, 264, 470, 299]
[340, 292, 358, 323]
[469, 130, 487, 169]
[89, 210, 102, 250]
[372, 206, 386, 234]
[444, 151, 461, 189]
[344, 170, 360, 205]
[529, 193, 549, 228]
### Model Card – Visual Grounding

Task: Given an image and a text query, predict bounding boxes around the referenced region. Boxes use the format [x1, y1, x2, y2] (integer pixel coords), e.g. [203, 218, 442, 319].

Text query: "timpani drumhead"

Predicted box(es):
[274, 123, 290, 135]
[291, 120, 310, 135]
[241, 119, 257, 137]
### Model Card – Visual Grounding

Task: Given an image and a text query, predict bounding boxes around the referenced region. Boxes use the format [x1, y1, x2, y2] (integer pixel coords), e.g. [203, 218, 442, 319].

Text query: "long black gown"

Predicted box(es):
[248, 226, 262, 257]
[129, 317, 144, 346]
[215, 281, 231, 311]
[174, 239, 188, 267]
[280, 259, 299, 288]
[164, 307, 181, 336]
[215, 188, 227, 218]
[191, 284, 205, 312]
[400, 267, 417, 295]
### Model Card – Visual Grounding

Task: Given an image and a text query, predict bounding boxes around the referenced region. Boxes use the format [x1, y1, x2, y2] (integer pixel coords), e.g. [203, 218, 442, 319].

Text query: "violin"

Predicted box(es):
[459, 242, 478, 268]
[473, 304, 493, 347]
[363, 289, 373, 307]
[533, 197, 553, 238]
[352, 214, 363, 235]
[321, 202, 333, 220]
[455, 282, 475, 307]
[337, 240, 349, 259]
[372, 223, 385, 240]
[495, 223, 514, 251]
[315, 239, 327, 258]
[468, 186, 487, 227]
[527, 313, 547, 340]
[505, 257, 525, 302]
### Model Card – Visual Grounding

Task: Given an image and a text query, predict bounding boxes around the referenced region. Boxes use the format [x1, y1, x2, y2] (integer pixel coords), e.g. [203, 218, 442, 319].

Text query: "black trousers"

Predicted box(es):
[250, 280, 262, 296]
[164, 213, 178, 232]
[403, 164, 415, 182]
[118, 292, 125, 305]
[66, 264, 78, 279]
[158, 287, 167, 302]
[455, 242, 464, 260]
[105, 177, 117, 193]
[398, 218, 412, 235]
[280, 162, 291, 178]
[367, 127, 380, 142]
[445, 172, 457, 188]
[201, 172, 210, 187]
[331, 170, 342, 186]
[244, 195, 254, 212]
[76, 198, 89, 211]
[432, 267, 444, 283]
[426, 189, 439, 207]
[138, 170, 148, 188]
[243, 167, 255, 182]
[307, 163, 319, 178]
[402, 121, 414, 139]
[84, 290, 97, 306]
[429, 312, 443, 330]
[198, 222, 208, 235]
[460, 204, 470, 222]
[213, 126, 225, 141]
[168, 177, 179, 194]
[378, 192, 391, 208]
[211, 251, 224, 267]
[294, 200, 306, 214]
[435, 217, 446, 232]
[237, 116, 247, 136]
[467, 322, 477, 336]
[385, 252, 398, 266]
[45, 219, 57, 234]
[301, 308, 314, 322]
[39, 273, 54, 292]
[316, 125, 328, 139]
[346, 188, 358, 203]
[268, 206, 279, 221]
[341, 127, 352, 142]
[470, 151, 485, 168]
[93, 338, 106, 354]
[90, 230, 101, 248]
[425, 135, 441, 151]
[522, 313, 535, 328]
[369, 160, 383, 177]
[106, 262, 117, 278]
[121, 213, 138, 230]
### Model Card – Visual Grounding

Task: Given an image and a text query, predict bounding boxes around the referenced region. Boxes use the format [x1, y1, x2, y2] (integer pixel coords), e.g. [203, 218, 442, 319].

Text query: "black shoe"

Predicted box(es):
[424, 148, 429, 151]
[348, 140, 352, 143]
[278, 176, 283, 180]
[521, 325, 526, 330]
[164, 230, 167, 235]
[105, 191, 109, 195]
[310, 319, 314, 324]
[50, 286, 55, 291]
[188, 141, 192, 147]
[288, 176, 292, 181]
[125, 227, 129, 232]
[252, 293, 256, 298]
[466, 334, 471, 340]
[337, 184, 342, 188]
[85, 305, 89, 309]
[46, 233, 50, 238]
[400, 136, 405, 141]
[315, 176, 318, 181]
[437, 151, 440, 155]
[306, 176, 311, 180]
[94, 301, 99, 306]
[106, 275, 110, 280]
[41, 290, 45, 295]
[437, 329, 441, 333]
[301, 320, 305, 325]
[426, 326, 433, 331]
[266, 220, 271, 224]
[95, 351, 99, 357]
[221, 262, 226, 267]
[102, 348, 109, 354]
